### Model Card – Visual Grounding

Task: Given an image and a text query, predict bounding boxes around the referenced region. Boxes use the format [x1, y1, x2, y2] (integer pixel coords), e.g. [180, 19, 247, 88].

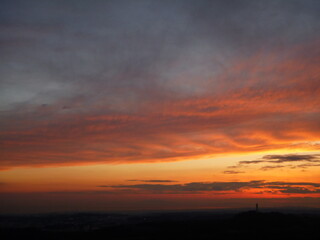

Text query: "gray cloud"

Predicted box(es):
[1, 1, 320, 168]
[2, 0, 320, 110]
[99, 180, 265, 192]
[226, 154, 320, 171]
[223, 170, 245, 174]
[127, 179, 177, 183]
[265, 181, 320, 187]
[260, 165, 287, 171]
[295, 163, 320, 168]
[261, 154, 320, 163]
[99, 180, 320, 194]
[239, 154, 320, 165]
[279, 187, 320, 194]
[46, 189, 138, 195]
[238, 160, 263, 165]
[228, 154, 320, 171]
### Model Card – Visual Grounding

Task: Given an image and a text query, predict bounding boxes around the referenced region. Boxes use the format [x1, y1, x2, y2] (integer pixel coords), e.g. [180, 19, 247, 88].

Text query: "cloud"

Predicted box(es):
[46, 189, 139, 195]
[239, 154, 320, 165]
[223, 170, 245, 174]
[295, 163, 320, 168]
[1, 1, 320, 169]
[238, 160, 263, 165]
[99, 180, 320, 195]
[99, 180, 265, 192]
[127, 179, 177, 183]
[227, 154, 320, 171]
[279, 187, 320, 194]
[261, 154, 320, 163]
[265, 181, 320, 187]
[260, 165, 287, 171]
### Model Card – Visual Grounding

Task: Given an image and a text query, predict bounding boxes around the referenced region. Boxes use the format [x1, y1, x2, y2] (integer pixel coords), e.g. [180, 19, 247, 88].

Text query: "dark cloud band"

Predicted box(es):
[99, 180, 320, 194]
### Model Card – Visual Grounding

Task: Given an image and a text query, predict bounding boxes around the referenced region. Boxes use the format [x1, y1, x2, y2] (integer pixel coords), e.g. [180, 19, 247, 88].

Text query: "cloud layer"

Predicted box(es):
[240, 154, 320, 165]
[226, 154, 320, 172]
[99, 180, 320, 195]
[1, 0, 320, 169]
[127, 179, 177, 183]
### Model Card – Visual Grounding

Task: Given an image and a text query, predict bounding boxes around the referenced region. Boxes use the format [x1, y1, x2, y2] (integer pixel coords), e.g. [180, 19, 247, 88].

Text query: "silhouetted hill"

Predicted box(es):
[232, 211, 319, 239]
[235, 210, 302, 225]
[1, 210, 319, 240]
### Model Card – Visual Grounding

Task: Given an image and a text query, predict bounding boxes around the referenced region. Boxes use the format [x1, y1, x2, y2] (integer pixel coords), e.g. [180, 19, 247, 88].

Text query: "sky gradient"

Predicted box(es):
[0, 0, 320, 213]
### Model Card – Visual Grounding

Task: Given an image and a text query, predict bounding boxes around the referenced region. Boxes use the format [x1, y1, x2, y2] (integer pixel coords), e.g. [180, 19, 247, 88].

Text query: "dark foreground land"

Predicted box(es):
[1, 209, 320, 240]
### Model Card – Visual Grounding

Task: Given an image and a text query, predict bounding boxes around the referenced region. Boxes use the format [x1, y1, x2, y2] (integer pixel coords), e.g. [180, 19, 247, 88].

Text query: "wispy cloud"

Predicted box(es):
[260, 165, 287, 171]
[99, 181, 265, 192]
[0, 1, 320, 169]
[279, 187, 320, 194]
[227, 154, 320, 171]
[99, 180, 320, 195]
[295, 163, 320, 168]
[127, 179, 177, 183]
[223, 170, 245, 174]
[239, 154, 320, 165]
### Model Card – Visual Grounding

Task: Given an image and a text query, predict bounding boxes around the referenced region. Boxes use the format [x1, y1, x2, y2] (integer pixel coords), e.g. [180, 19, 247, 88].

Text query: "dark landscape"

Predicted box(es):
[1, 208, 320, 240]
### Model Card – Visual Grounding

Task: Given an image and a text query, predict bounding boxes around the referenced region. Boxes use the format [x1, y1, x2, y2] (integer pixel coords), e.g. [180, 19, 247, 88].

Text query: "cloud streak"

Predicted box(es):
[127, 179, 177, 183]
[240, 154, 320, 165]
[229, 154, 320, 171]
[99, 180, 320, 195]
[226, 154, 320, 172]
[223, 170, 245, 174]
[0, 0, 320, 169]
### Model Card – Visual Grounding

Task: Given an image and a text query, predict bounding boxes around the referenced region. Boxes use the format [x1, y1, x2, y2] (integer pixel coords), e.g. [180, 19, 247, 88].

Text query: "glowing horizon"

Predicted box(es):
[0, 0, 319, 213]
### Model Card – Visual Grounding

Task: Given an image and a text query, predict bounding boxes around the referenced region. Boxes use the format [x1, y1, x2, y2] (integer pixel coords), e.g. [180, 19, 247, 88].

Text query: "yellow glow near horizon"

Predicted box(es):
[1, 150, 319, 193]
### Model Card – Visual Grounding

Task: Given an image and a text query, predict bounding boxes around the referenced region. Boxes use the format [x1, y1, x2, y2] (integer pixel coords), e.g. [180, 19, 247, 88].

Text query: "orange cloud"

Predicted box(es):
[1, 41, 319, 170]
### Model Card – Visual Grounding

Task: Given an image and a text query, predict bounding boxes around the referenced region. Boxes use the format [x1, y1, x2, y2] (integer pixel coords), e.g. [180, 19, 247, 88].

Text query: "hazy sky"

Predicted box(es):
[0, 0, 319, 213]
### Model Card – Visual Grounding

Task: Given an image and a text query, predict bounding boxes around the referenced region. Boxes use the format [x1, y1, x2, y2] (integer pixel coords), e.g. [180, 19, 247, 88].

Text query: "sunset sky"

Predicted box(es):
[1, 0, 320, 213]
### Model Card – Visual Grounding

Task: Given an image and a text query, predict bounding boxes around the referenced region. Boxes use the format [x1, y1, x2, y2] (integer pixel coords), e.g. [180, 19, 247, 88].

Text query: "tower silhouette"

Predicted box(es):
[256, 203, 259, 212]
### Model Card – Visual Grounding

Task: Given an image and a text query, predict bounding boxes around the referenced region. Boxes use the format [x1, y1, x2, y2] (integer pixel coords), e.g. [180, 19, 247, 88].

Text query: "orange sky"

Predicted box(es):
[0, 0, 320, 213]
